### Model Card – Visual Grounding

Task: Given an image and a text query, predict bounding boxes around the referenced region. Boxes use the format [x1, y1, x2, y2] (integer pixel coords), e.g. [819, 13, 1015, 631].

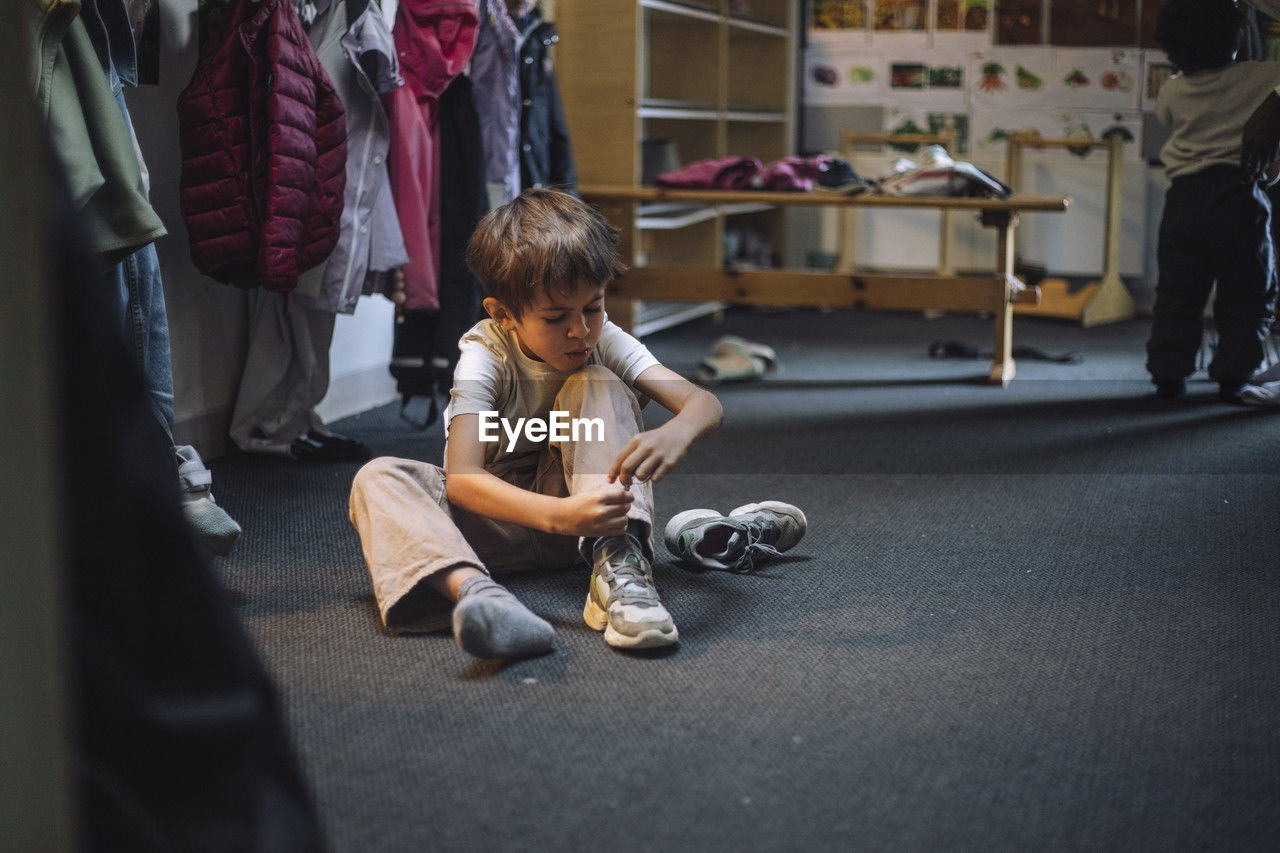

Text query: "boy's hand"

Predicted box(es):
[555, 483, 633, 536]
[608, 423, 692, 487]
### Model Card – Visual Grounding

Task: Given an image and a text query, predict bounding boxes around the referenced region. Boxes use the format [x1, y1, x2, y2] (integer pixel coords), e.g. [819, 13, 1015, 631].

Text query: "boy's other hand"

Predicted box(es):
[608, 424, 692, 487]
[556, 483, 633, 537]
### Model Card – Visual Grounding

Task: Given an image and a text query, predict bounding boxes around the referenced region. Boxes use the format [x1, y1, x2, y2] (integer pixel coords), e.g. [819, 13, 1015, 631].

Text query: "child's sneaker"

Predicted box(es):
[664, 501, 806, 572]
[176, 445, 242, 557]
[583, 538, 678, 649]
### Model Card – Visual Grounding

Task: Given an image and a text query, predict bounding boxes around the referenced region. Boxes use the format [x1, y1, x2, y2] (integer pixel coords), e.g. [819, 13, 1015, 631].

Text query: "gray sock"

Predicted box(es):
[452, 575, 555, 659]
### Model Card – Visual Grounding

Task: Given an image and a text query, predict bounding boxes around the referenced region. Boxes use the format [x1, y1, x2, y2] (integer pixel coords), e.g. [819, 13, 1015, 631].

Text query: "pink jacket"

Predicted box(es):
[384, 0, 478, 311]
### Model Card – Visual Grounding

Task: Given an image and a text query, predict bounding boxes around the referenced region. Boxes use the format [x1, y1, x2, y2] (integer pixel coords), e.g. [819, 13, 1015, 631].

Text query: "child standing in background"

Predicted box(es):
[1147, 0, 1279, 401]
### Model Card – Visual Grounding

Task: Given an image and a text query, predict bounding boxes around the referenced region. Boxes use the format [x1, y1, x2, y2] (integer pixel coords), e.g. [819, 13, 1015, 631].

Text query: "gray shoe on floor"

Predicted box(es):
[176, 445, 242, 557]
[664, 500, 806, 572]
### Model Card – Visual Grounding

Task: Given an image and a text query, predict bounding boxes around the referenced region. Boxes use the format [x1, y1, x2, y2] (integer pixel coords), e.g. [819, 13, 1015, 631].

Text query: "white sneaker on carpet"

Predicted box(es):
[1241, 381, 1280, 406]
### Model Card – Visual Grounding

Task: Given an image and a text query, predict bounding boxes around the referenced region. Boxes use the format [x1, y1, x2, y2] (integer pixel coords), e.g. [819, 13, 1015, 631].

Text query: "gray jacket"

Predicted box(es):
[295, 0, 409, 314]
[470, 0, 521, 204]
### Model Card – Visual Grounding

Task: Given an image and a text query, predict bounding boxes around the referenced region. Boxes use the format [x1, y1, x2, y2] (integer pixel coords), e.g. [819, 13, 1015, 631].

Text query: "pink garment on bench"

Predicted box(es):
[653, 155, 840, 192]
[757, 155, 838, 191]
[653, 156, 763, 189]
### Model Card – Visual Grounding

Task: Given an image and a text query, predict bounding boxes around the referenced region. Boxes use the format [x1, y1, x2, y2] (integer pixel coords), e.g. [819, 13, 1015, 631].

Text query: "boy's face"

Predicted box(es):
[486, 281, 606, 373]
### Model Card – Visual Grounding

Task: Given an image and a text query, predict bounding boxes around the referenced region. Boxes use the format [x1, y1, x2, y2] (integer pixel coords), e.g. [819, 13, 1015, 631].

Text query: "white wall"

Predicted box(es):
[315, 297, 399, 424]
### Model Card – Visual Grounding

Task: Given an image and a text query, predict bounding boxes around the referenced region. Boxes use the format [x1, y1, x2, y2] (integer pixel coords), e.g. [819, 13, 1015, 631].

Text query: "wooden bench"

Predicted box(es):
[581, 185, 1072, 385]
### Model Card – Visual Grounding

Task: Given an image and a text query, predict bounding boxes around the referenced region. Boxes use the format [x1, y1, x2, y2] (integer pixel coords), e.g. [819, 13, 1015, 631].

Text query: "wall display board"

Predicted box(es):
[805, 1, 1173, 160]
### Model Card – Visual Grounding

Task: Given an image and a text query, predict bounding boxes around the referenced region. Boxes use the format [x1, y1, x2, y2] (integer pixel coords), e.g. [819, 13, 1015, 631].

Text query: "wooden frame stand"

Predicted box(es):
[1005, 133, 1136, 326]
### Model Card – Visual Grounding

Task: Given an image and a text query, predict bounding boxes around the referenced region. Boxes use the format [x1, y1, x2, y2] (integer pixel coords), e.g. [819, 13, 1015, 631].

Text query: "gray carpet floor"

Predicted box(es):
[210, 309, 1280, 852]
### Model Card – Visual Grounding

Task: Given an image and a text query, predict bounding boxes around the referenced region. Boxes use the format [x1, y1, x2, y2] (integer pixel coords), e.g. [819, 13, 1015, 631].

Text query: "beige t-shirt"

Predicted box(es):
[445, 318, 660, 476]
[1156, 61, 1280, 179]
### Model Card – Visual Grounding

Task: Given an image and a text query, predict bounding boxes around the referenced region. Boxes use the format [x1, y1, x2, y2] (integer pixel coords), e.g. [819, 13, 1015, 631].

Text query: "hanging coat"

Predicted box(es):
[294, 0, 409, 314]
[177, 0, 348, 292]
[383, 0, 477, 311]
[29, 0, 166, 262]
[470, 0, 520, 204]
[514, 8, 576, 193]
[388, 73, 488, 424]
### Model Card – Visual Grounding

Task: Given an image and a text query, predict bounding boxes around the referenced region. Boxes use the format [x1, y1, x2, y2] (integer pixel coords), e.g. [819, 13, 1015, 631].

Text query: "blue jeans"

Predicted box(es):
[113, 242, 175, 435]
[110, 74, 175, 436]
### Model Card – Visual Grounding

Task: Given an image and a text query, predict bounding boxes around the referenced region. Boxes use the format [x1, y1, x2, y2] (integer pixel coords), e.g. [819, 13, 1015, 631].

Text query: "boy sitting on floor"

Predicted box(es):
[349, 189, 806, 658]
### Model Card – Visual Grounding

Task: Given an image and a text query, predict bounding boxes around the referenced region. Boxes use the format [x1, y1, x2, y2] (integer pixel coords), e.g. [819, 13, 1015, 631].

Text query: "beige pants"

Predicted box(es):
[230, 290, 334, 456]
[349, 365, 655, 633]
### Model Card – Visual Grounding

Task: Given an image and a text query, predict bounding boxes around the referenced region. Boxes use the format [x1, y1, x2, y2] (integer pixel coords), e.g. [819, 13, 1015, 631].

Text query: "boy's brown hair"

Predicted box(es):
[465, 188, 627, 317]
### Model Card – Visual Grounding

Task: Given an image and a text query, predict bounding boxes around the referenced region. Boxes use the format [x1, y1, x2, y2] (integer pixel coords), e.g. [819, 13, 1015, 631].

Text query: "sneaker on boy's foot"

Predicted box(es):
[176, 445, 242, 557]
[664, 501, 807, 573]
[1153, 379, 1186, 400]
[583, 539, 678, 649]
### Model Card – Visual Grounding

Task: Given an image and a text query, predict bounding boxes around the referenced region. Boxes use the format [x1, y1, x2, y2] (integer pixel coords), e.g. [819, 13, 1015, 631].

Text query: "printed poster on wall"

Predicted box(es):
[1051, 49, 1141, 110]
[868, 2, 929, 49]
[969, 49, 1055, 109]
[934, 0, 991, 33]
[804, 46, 885, 105]
[873, 0, 928, 32]
[883, 104, 973, 155]
[809, 0, 870, 44]
[970, 108, 1143, 161]
[884, 49, 969, 108]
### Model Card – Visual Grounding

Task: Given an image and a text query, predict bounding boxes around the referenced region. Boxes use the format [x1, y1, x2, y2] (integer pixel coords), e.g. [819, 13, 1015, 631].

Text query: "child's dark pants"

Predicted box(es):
[1147, 164, 1278, 385]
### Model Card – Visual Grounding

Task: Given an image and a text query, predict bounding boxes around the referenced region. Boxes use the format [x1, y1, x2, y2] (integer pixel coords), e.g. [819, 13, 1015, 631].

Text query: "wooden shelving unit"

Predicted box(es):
[555, 0, 797, 333]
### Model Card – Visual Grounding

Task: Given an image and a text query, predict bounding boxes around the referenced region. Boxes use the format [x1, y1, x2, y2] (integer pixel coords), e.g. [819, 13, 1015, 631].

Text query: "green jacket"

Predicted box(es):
[30, 0, 165, 261]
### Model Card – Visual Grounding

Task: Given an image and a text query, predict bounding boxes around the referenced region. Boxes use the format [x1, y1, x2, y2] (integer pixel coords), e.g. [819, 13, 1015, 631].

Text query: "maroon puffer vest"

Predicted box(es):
[177, 0, 347, 292]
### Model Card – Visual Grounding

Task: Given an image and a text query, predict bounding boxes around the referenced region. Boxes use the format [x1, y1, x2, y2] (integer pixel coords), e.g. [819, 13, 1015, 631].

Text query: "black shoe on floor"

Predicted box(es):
[290, 431, 373, 462]
[1154, 379, 1186, 400]
[1219, 382, 1246, 404]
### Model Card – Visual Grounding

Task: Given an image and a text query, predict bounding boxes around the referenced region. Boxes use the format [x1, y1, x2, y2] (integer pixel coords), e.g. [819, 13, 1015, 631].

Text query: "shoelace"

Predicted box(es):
[727, 521, 783, 573]
[603, 555, 661, 607]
